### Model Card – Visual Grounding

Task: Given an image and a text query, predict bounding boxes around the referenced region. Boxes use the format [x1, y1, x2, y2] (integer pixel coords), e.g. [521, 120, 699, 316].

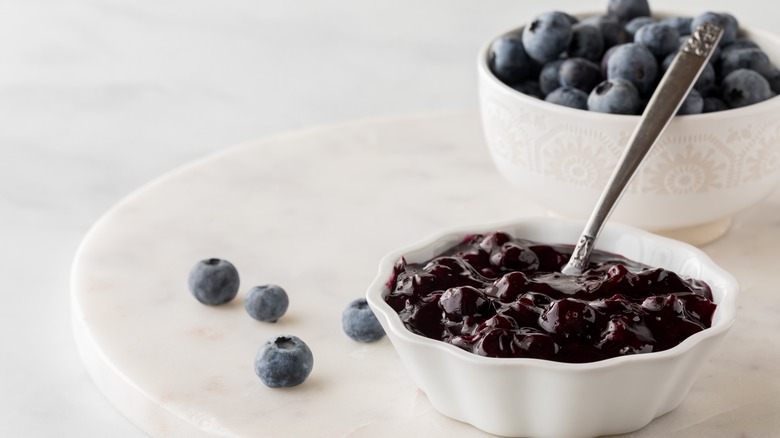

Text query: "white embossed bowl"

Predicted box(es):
[478, 22, 780, 245]
[366, 217, 738, 438]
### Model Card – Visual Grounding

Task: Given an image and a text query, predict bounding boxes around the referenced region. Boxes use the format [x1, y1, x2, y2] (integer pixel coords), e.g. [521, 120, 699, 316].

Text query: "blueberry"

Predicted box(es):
[488, 32, 535, 84]
[244, 284, 289, 322]
[522, 11, 573, 63]
[720, 39, 760, 60]
[254, 335, 313, 388]
[702, 96, 729, 113]
[600, 44, 621, 77]
[566, 23, 604, 62]
[545, 86, 588, 110]
[511, 80, 544, 99]
[539, 59, 566, 95]
[342, 298, 385, 343]
[677, 89, 703, 115]
[559, 57, 603, 93]
[662, 16, 693, 36]
[634, 23, 679, 58]
[721, 68, 776, 108]
[607, 0, 651, 22]
[625, 17, 654, 37]
[581, 15, 631, 48]
[188, 258, 240, 306]
[764, 66, 780, 94]
[691, 12, 738, 45]
[606, 43, 658, 94]
[587, 79, 641, 114]
[720, 48, 773, 78]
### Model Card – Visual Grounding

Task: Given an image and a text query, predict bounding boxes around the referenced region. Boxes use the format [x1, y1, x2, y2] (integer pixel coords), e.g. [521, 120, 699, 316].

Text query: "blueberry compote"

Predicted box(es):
[384, 232, 716, 363]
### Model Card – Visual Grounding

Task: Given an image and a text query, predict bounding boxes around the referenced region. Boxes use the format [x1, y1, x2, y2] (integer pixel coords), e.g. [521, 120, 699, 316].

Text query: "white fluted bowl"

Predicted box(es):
[366, 217, 738, 438]
[478, 22, 780, 245]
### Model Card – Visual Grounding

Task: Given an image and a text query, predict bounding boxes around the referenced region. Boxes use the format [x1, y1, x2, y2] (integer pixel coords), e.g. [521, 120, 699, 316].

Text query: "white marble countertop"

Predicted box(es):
[3, 1, 779, 437]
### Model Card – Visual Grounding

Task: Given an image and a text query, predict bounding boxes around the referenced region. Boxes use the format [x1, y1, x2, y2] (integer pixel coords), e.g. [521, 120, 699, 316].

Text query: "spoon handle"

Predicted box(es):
[561, 23, 724, 276]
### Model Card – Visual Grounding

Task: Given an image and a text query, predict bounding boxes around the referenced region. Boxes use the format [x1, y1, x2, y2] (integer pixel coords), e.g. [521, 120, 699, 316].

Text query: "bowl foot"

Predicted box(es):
[649, 217, 732, 246]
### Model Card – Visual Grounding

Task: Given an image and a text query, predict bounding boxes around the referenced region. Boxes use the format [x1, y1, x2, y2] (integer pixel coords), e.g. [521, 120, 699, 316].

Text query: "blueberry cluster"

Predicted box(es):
[384, 232, 716, 363]
[489, 0, 779, 114]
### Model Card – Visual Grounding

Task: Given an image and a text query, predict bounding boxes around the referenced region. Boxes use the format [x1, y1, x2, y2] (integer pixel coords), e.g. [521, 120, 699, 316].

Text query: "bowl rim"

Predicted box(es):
[477, 11, 780, 121]
[366, 216, 739, 371]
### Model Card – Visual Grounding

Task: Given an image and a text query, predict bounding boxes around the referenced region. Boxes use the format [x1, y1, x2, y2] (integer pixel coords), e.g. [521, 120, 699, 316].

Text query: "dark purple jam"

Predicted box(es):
[384, 231, 716, 363]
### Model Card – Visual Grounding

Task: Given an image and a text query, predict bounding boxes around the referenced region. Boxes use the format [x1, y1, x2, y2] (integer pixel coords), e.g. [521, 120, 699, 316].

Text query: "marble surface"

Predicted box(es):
[4, 0, 780, 437]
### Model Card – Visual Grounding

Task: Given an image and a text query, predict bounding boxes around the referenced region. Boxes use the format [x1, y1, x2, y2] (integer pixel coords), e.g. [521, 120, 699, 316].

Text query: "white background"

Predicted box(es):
[1, 0, 774, 436]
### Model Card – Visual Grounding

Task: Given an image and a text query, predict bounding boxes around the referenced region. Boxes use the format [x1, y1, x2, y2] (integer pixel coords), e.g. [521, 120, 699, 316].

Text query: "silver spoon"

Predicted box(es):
[561, 23, 724, 276]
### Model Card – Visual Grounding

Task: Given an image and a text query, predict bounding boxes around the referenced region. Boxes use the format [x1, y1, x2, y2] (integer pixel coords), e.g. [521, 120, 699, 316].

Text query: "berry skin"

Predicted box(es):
[255, 336, 314, 388]
[545, 86, 588, 110]
[342, 298, 386, 343]
[559, 57, 603, 93]
[566, 23, 604, 62]
[188, 258, 240, 306]
[720, 48, 773, 79]
[522, 11, 573, 63]
[702, 97, 729, 113]
[721, 69, 776, 108]
[488, 32, 534, 84]
[581, 15, 630, 48]
[677, 89, 704, 115]
[244, 284, 289, 322]
[539, 59, 566, 96]
[511, 80, 544, 99]
[607, 0, 651, 22]
[625, 17, 654, 37]
[662, 16, 693, 36]
[587, 78, 641, 114]
[634, 23, 679, 58]
[691, 12, 738, 45]
[607, 43, 658, 94]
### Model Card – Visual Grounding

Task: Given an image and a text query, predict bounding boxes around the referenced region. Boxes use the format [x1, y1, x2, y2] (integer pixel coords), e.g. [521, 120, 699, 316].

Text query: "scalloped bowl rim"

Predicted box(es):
[366, 217, 738, 372]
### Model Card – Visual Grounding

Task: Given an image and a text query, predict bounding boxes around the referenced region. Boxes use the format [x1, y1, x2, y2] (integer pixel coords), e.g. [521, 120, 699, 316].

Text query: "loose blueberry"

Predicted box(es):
[539, 59, 566, 95]
[607, 0, 651, 22]
[244, 284, 289, 322]
[634, 23, 679, 58]
[255, 335, 314, 388]
[559, 57, 603, 93]
[691, 12, 738, 45]
[545, 86, 589, 110]
[188, 258, 240, 306]
[677, 89, 704, 115]
[587, 78, 641, 114]
[607, 43, 658, 94]
[721, 68, 776, 108]
[522, 11, 573, 63]
[342, 298, 386, 342]
[566, 23, 604, 62]
[662, 16, 693, 36]
[488, 32, 535, 84]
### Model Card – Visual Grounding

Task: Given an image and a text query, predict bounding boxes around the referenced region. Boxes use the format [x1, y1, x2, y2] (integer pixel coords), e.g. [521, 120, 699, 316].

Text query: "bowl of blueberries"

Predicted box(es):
[366, 216, 738, 438]
[478, 0, 780, 245]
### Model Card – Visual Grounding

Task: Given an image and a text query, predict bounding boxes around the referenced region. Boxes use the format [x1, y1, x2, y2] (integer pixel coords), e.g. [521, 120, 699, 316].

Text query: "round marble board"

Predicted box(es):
[71, 111, 780, 437]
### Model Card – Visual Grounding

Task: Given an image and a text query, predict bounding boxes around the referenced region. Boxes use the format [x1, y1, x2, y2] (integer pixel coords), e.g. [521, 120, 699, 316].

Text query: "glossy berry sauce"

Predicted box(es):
[384, 232, 716, 363]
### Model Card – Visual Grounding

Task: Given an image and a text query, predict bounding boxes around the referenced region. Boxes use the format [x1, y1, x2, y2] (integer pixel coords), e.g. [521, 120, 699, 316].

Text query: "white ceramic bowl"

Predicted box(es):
[366, 217, 738, 438]
[478, 20, 780, 245]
